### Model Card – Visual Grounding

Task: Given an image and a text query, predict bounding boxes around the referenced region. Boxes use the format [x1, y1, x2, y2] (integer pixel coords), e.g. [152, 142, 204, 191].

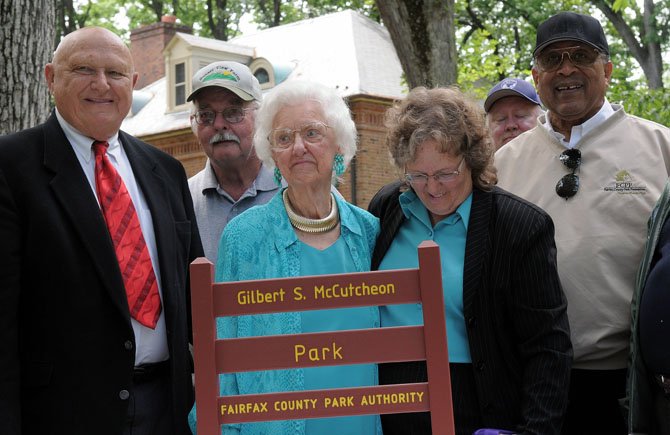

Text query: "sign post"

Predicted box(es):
[191, 240, 454, 434]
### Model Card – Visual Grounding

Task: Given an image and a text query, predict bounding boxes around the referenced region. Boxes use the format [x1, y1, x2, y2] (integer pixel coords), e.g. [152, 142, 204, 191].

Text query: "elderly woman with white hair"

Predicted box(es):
[189, 80, 381, 435]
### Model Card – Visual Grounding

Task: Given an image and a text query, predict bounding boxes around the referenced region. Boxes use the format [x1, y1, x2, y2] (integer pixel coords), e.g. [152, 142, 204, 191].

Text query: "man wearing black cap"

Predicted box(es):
[495, 12, 670, 434]
[484, 77, 543, 149]
[187, 61, 279, 264]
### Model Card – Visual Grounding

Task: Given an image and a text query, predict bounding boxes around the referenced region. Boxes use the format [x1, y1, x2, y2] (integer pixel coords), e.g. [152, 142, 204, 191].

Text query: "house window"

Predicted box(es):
[254, 68, 270, 84]
[175, 62, 186, 106]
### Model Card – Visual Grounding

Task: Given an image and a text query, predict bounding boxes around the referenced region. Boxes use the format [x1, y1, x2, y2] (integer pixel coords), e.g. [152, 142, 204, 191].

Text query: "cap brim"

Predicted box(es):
[186, 84, 256, 102]
[533, 37, 603, 56]
[484, 89, 540, 112]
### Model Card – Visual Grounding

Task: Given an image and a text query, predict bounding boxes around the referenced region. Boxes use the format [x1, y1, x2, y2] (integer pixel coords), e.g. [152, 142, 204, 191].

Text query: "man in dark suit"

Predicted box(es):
[0, 26, 203, 435]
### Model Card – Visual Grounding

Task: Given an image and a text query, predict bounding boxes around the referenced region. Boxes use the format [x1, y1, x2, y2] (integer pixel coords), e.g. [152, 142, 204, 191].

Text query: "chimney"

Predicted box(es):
[129, 15, 192, 89]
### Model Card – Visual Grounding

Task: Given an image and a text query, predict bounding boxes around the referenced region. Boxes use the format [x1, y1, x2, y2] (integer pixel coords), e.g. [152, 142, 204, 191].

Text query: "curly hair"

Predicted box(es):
[385, 86, 497, 190]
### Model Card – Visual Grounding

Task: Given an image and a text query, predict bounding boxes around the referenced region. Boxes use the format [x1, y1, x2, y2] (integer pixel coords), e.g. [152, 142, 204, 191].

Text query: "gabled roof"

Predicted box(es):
[167, 32, 255, 58]
[122, 9, 404, 137]
[230, 9, 405, 99]
[123, 77, 189, 137]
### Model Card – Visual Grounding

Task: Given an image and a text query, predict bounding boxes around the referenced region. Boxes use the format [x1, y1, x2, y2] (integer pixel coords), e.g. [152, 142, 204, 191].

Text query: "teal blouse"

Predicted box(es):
[188, 189, 381, 435]
[378, 189, 472, 363]
[300, 239, 380, 434]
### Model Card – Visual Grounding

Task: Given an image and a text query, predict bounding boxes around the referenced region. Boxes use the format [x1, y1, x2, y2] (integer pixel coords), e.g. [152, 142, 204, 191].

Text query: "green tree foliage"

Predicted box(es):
[56, 0, 233, 40]
[59, 1, 377, 39]
[249, 0, 378, 29]
[455, 0, 589, 99]
[609, 88, 670, 126]
[61, 0, 670, 125]
[453, 0, 670, 125]
[592, 0, 667, 89]
[202, 0, 246, 40]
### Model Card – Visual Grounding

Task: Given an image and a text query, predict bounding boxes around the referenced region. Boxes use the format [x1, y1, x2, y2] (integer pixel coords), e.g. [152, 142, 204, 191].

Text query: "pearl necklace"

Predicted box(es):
[283, 189, 339, 233]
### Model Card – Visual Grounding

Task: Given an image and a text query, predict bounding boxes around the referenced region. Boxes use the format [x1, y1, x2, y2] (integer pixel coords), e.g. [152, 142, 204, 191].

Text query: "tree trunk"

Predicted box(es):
[207, 0, 230, 40]
[56, 0, 78, 35]
[641, 0, 663, 89]
[273, 0, 280, 27]
[376, 0, 457, 88]
[148, 0, 164, 21]
[0, 0, 55, 135]
[591, 0, 664, 89]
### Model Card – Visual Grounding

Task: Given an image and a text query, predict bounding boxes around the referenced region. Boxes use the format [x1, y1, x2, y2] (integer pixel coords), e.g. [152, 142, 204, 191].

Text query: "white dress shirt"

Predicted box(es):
[542, 98, 615, 148]
[55, 109, 169, 365]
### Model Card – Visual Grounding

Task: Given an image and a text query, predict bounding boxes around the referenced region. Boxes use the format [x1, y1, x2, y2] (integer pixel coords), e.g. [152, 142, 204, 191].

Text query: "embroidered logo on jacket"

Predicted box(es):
[603, 170, 647, 194]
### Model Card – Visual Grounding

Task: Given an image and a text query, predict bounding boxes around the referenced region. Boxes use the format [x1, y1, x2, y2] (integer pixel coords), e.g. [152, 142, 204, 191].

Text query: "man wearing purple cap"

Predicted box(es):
[495, 12, 670, 434]
[485, 77, 543, 149]
[188, 61, 279, 264]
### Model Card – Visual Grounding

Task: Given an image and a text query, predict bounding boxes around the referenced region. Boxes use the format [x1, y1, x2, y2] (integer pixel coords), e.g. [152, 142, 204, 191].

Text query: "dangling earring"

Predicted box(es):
[274, 167, 283, 186]
[333, 153, 345, 176]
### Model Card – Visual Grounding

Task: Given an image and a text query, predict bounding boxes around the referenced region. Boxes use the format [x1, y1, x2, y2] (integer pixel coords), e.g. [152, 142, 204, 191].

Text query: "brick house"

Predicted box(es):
[122, 10, 406, 208]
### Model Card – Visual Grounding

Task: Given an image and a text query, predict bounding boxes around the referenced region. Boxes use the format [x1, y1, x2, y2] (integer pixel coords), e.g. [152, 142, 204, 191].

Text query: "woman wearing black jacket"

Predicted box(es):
[369, 86, 572, 435]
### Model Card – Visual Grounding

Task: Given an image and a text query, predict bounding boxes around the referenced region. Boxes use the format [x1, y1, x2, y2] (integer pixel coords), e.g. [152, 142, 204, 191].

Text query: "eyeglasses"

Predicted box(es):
[556, 148, 581, 199]
[194, 107, 252, 125]
[405, 158, 465, 187]
[535, 46, 602, 72]
[270, 122, 331, 149]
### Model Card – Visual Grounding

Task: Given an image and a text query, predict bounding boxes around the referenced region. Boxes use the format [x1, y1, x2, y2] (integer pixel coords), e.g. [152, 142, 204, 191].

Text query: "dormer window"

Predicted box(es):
[250, 58, 276, 90]
[175, 62, 186, 106]
[163, 33, 263, 112]
[254, 68, 270, 84]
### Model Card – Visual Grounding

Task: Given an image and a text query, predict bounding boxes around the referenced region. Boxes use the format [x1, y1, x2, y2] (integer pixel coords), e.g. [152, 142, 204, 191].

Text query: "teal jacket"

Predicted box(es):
[189, 189, 380, 435]
[626, 179, 670, 434]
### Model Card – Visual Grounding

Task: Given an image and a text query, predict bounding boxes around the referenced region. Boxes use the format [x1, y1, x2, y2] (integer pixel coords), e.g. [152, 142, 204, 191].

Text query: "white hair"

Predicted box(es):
[253, 80, 358, 171]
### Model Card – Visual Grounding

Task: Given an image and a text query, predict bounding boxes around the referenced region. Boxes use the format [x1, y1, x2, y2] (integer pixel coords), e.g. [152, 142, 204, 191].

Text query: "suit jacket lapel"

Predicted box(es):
[120, 132, 177, 318]
[43, 114, 130, 318]
[371, 182, 406, 270]
[462, 188, 491, 316]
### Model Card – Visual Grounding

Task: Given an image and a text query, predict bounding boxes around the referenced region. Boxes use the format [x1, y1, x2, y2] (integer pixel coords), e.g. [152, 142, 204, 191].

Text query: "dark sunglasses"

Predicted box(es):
[556, 148, 581, 199]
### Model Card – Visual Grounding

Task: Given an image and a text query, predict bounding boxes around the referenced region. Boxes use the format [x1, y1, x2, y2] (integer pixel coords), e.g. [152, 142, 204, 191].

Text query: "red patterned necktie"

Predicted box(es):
[93, 141, 161, 329]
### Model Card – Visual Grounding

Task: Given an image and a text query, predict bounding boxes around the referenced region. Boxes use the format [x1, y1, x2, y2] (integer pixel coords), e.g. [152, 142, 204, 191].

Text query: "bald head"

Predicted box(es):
[54, 27, 133, 66]
[46, 27, 138, 141]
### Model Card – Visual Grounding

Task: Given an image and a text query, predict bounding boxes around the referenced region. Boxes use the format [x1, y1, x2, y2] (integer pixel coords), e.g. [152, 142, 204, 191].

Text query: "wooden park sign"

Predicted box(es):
[190, 240, 455, 434]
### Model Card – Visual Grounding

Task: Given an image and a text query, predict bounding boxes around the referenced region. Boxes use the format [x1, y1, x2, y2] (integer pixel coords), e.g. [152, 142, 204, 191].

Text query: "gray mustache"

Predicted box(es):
[210, 132, 240, 144]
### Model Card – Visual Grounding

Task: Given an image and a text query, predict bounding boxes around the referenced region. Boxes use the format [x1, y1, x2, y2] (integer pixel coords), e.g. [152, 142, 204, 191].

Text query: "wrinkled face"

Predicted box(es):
[532, 41, 612, 131]
[45, 28, 138, 141]
[191, 88, 256, 170]
[487, 96, 541, 149]
[405, 139, 473, 225]
[270, 100, 339, 189]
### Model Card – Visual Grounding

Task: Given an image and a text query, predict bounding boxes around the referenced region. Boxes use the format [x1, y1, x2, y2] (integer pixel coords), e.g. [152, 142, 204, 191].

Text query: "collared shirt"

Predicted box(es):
[542, 98, 615, 148]
[188, 159, 279, 264]
[55, 109, 168, 365]
[378, 189, 473, 363]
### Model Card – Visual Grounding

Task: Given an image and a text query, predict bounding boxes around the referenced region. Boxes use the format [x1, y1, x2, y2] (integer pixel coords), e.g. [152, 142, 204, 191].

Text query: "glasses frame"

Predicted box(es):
[193, 107, 253, 125]
[534, 45, 603, 72]
[555, 148, 581, 200]
[269, 121, 331, 150]
[404, 157, 466, 187]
